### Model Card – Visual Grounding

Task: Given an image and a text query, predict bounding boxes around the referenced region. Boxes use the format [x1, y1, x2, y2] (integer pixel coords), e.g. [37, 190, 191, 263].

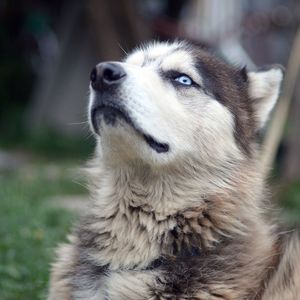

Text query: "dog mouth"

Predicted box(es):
[91, 104, 169, 154]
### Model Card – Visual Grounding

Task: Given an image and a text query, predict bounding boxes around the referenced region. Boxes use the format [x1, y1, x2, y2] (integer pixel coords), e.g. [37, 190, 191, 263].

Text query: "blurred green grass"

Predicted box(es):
[0, 128, 94, 162]
[0, 170, 85, 300]
[279, 181, 300, 225]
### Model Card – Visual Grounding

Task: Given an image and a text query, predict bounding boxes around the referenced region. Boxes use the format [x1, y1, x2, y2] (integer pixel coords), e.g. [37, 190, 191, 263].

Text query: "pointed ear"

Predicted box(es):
[248, 66, 284, 129]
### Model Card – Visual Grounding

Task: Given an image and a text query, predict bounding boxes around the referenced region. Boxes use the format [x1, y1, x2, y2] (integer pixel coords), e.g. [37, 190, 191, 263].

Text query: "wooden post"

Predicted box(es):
[261, 26, 300, 179]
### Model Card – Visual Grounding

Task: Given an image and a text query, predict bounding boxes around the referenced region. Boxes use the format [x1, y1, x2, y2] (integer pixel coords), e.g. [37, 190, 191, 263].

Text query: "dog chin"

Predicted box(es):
[91, 105, 170, 154]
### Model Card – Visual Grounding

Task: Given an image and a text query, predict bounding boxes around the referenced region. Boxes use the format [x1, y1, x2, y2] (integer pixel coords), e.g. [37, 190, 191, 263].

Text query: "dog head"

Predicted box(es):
[88, 41, 283, 168]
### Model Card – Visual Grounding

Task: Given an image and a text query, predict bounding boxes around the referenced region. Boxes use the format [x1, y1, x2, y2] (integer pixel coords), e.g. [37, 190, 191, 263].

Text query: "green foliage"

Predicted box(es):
[0, 171, 84, 300]
[279, 181, 300, 225]
[0, 128, 94, 161]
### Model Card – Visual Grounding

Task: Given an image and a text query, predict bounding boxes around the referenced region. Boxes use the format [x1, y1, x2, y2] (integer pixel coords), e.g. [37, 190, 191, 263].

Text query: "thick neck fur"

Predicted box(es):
[80, 152, 275, 275]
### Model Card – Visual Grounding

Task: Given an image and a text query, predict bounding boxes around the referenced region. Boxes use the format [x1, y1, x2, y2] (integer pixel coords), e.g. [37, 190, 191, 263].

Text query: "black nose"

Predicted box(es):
[90, 62, 126, 91]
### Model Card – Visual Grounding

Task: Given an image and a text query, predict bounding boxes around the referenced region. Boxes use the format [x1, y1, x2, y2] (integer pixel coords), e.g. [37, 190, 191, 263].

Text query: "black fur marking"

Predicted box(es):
[71, 248, 108, 292]
[195, 57, 255, 155]
[149, 238, 242, 298]
[143, 134, 169, 153]
[240, 66, 248, 82]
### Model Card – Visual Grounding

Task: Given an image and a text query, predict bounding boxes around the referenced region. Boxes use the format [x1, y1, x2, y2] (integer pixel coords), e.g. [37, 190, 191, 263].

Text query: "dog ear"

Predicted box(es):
[247, 66, 284, 129]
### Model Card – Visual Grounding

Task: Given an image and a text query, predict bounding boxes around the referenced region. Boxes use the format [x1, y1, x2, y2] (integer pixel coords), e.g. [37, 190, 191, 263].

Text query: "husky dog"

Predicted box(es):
[48, 41, 300, 299]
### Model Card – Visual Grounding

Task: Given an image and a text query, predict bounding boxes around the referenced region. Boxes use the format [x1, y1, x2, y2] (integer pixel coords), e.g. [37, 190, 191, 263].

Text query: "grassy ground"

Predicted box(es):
[0, 167, 86, 300]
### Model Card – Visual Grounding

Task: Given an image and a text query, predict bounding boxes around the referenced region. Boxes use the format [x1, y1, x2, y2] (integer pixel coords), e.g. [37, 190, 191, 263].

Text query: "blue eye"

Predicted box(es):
[174, 75, 193, 86]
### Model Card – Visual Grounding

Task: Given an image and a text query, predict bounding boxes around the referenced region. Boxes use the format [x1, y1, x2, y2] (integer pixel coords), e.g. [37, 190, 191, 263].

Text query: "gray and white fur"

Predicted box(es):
[48, 41, 300, 300]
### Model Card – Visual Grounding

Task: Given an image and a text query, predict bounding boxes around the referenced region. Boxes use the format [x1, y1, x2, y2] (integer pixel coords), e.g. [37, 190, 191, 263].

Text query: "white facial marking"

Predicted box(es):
[160, 50, 203, 85]
[248, 68, 283, 129]
[125, 49, 144, 66]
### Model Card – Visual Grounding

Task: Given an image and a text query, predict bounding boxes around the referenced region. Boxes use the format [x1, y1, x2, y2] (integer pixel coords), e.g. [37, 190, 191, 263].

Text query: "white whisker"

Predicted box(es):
[69, 121, 89, 125]
[118, 43, 128, 56]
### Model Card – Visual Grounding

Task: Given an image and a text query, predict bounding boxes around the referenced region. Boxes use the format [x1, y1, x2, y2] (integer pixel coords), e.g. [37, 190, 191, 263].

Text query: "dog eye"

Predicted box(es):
[174, 75, 193, 86]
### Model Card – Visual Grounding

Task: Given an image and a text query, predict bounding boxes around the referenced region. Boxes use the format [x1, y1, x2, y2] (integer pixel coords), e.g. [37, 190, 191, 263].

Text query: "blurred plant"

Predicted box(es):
[0, 128, 94, 161]
[0, 0, 61, 150]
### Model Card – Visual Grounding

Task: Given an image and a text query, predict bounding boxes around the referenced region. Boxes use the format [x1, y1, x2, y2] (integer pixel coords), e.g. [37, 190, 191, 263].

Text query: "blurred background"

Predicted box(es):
[1, 0, 300, 299]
